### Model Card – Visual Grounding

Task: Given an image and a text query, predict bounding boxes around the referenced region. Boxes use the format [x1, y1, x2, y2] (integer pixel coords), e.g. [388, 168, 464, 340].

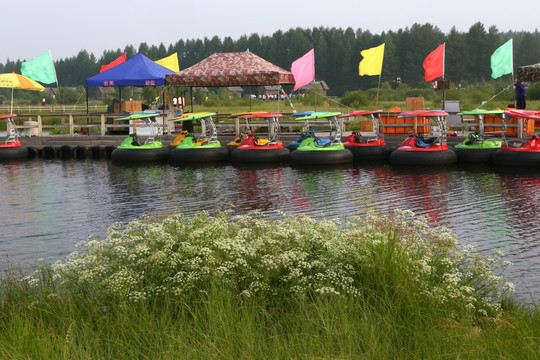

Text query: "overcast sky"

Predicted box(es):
[3, 0, 539, 64]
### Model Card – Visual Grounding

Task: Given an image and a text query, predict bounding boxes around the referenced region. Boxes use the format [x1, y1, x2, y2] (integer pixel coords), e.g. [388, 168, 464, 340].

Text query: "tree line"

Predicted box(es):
[1, 22, 539, 97]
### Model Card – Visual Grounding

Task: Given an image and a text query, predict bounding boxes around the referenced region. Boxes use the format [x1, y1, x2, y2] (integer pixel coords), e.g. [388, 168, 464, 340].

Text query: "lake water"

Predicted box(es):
[1, 159, 539, 302]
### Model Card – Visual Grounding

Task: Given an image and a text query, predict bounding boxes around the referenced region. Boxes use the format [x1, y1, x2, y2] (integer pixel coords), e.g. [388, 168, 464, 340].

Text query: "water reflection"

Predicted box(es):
[0, 159, 539, 301]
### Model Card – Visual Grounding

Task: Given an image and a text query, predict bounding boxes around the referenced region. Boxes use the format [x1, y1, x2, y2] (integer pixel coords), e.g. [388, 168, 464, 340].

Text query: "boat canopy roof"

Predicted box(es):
[229, 111, 265, 118]
[0, 114, 16, 120]
[340, 110, 383, 118]
[457, 109, 504, 116]
[115, 112, 161, 121]
[398, 110, 448, 118]
[170, 112, 216, 122]
[505, 109, 540, 120]
[292, 111, 316, 117]
[238, 112, 282, 119]
[294, 111, 342, 121]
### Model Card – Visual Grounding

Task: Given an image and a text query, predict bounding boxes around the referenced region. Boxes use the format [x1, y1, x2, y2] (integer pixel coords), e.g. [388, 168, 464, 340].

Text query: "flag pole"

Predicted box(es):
[511, 39, 516, 104]
[375, 74, 382, 108]
[50, 51, 61, 105]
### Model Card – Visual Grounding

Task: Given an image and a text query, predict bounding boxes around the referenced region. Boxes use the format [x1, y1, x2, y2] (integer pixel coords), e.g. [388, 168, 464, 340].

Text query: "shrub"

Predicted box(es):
[526, 82, 540, 101]
[340, 90, 369, 108]
[26, 210, 514, 320]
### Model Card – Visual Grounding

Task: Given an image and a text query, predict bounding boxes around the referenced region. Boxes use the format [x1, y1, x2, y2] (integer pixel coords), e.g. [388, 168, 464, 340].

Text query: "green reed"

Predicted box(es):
[1, 210, 539, 359]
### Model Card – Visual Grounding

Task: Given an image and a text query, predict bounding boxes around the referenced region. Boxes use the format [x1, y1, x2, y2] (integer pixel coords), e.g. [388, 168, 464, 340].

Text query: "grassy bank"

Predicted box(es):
[1, 210, 539, 359]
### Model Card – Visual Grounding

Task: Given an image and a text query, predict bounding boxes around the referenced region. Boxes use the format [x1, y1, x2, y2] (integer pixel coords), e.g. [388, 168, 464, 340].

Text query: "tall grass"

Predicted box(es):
[1, 210, 539, 359]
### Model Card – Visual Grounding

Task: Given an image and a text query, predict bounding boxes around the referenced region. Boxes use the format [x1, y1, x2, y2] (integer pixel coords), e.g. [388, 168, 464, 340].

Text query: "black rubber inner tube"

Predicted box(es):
[230, 148, 291, 163]
[170, 147, 229, 163]
[453, 147, 498, 164]
[291, 149, 353, 165]
[492, 150, 540, 167]
[390, 149, 457, 166]
[0, 146, 29, 160]
[346, 145, 393, 161]
[111, 147, 170, 163]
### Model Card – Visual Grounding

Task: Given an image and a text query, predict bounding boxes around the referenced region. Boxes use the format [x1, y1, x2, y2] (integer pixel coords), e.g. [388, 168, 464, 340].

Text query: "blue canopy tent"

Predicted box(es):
[86, 53, 173, 87]
[85, 54, 174, 133]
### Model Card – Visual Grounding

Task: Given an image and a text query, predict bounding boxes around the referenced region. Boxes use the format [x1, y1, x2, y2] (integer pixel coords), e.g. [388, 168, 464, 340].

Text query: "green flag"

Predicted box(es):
[21, 51, 57, 84]
[491, 39, 513, 79]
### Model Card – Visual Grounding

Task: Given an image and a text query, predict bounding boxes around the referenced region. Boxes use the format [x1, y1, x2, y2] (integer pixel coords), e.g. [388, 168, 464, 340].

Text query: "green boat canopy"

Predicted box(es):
[295, 112, 342, 121]
[170, 112, 216, 122]
[457, 109, 504, 116]
[115, 113, 160, 121]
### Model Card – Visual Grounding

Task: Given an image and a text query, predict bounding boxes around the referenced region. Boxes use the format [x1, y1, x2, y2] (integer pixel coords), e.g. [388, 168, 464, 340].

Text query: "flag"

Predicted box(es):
[291, 49, 315, 91]
[423, 43, 445, 82]
[21, 51, 57, 84]
[491, 39, 513, 79]
[155, 53, 179, 72]
[359, 43, 385, 76]
[100, 53, 127, 73]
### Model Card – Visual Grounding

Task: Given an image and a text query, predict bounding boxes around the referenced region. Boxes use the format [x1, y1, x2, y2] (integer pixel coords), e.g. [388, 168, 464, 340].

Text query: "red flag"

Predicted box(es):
[423, 44, 445, 82]
[100, 53, 127, 73]
[291, 49, 315, 91]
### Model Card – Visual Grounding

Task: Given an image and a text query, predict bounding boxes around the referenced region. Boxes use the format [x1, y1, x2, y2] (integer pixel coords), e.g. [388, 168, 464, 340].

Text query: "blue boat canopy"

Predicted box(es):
[85, 53, 173, 87]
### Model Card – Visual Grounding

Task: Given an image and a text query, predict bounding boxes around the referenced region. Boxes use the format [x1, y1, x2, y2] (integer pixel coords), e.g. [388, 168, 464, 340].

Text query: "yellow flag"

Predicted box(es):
[156, 53, 180, 72]
[359, 43, 385, 76]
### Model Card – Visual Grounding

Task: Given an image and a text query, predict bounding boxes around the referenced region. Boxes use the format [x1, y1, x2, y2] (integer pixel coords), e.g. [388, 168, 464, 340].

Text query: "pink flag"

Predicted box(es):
[291, 49, 315, 91]
[423, 44, 445, 82]
[100, 53, 127, 73]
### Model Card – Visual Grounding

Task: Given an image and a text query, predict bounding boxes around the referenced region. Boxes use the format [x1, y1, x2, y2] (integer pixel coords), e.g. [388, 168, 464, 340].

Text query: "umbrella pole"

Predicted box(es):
[11, 88, 13, 114]
[190, 87, 194, 113]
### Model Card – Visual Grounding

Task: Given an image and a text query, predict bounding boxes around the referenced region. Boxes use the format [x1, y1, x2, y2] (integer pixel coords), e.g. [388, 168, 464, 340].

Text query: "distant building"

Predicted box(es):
[227, 86, 244, 98]
[256, 85, 280, 98]
[298, 80, 329, 96]
[44, 87, 58, 99]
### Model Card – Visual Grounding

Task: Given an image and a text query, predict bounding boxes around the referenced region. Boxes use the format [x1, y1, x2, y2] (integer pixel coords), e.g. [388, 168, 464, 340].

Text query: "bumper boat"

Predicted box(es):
[286, 111, 330, 150]
[226, 112, 258, 152]
[341, 110, 393, 161]
[290, 112, 353, 165]
[0, 115, 29, 161]
[390, 110, 457, 166]
[453, 109, 503, 163]
[169, 112, 229, 163]
[492, 109, 540, 167]
[111, 113, 169, 163]
[230, 112, 290, 164]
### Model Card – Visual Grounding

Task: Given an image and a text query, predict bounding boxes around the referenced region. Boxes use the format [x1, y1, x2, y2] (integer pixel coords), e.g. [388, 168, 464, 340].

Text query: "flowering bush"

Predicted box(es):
[43, 210, 512, 318]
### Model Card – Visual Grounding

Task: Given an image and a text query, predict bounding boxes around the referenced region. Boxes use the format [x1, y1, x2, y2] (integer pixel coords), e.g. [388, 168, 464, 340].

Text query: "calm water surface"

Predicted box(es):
[1, 159, 539, 301]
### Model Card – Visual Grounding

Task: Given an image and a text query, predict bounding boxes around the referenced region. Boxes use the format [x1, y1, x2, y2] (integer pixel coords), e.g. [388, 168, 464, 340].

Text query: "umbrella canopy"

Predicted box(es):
[165, 52, 295, 87]
[0, 73, 45, 91]
[0, 73, 44, 113]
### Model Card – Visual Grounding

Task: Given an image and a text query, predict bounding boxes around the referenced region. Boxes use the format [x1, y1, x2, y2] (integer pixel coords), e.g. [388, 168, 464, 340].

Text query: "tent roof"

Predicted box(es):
[165, 52, 295, 87]
[517, 63, 540, 83]
[86, 53, 173, 87]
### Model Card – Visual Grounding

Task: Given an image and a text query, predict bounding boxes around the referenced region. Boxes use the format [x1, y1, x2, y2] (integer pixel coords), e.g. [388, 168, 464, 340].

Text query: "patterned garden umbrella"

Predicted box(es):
[0, 72, 44, 113]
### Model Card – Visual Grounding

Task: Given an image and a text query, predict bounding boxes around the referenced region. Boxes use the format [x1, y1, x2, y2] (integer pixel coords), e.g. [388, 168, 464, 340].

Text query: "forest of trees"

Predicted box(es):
[1, 22, 539, 98]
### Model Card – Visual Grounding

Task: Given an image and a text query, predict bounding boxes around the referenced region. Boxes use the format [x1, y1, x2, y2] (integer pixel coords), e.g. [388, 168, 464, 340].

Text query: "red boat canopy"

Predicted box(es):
[505, 109, 540, 121]
[398, 110, 448, 118]
[239, 112, 283, 119]
[165, 52, 295, 87]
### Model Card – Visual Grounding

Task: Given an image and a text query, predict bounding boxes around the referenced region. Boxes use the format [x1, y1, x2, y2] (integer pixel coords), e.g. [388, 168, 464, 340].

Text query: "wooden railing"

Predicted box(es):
[0, 104, 105, 113]
[6, 113, 347, 137]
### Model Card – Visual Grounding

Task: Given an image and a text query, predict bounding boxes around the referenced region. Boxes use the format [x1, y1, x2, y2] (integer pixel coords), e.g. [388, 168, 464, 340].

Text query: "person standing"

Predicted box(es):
[515, 80, 527, 109]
